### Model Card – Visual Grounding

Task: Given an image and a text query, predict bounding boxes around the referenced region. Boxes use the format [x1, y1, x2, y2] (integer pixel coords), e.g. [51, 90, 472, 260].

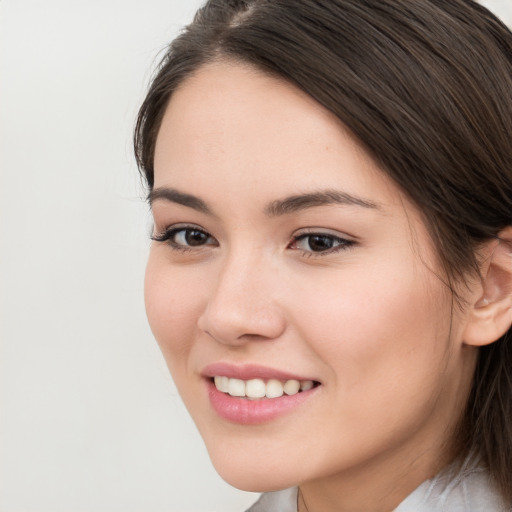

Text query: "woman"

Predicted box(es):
[134, 0, 512, 510]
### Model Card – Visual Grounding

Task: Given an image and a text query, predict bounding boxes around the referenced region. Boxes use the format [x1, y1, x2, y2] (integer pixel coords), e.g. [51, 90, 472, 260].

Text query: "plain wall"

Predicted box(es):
[1, 1, 511, 511]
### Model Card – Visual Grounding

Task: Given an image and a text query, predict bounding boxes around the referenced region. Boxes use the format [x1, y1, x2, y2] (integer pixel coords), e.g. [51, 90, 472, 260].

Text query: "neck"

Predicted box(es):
[297, 435, 456, 512]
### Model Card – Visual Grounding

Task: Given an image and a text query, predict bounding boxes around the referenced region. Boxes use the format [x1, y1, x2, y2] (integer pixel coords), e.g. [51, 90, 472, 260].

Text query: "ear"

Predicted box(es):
[463, 227, 512, 347]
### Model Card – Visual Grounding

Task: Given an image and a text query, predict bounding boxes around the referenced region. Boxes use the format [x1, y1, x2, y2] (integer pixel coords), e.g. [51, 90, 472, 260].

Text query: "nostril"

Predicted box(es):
[200, 314, 286, 346]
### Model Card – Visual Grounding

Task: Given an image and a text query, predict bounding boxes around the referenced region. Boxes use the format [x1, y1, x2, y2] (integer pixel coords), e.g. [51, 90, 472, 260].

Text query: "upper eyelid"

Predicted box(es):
[151, 224, 212, 240]
[152, 223, 211, 235]
[157, 222, 207, 231]
[291, 227, 357, 241]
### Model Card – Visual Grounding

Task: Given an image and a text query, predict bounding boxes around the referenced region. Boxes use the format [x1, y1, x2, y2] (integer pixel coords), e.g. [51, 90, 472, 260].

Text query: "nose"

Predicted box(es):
[197, 252, 286, 346]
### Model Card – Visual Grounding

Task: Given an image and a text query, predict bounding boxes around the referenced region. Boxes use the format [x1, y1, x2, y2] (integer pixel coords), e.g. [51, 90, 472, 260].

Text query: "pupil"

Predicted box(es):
[309, 235, 334, 251]
[185, 230, 207, 246]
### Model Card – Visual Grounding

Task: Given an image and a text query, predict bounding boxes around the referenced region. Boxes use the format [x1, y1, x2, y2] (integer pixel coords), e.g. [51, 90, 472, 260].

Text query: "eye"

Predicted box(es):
[151, 225, 217, 250]
[173, 229, 211, 247]
[289, 232, 354, 254]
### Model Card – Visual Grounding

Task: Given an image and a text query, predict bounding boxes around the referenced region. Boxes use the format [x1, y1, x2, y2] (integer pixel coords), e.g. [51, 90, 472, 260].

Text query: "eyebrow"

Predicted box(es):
[148, 187, 380, 216]
[264, 190, 380, 216]
[148, 188, 212, 215]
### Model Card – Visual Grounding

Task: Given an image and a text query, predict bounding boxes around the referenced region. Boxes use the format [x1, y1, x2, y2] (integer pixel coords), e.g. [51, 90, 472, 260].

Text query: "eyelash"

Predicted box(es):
[151, 225, 355, 256]
[151, 225, 217, 252]
[290, 232, 355, 256]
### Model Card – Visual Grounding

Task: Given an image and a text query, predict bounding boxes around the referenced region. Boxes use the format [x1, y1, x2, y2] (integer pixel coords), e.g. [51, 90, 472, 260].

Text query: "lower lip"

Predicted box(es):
[206, 380, 319, 425]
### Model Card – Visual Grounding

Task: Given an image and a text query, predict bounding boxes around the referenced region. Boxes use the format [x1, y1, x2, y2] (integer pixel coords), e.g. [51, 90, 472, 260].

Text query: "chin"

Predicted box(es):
[215, 465, 295, 493]
[205, 442, 299, 492]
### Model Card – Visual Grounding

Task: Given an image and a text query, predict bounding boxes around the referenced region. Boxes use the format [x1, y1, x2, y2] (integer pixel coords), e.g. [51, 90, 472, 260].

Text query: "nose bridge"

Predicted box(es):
[198, 245, 285, 344]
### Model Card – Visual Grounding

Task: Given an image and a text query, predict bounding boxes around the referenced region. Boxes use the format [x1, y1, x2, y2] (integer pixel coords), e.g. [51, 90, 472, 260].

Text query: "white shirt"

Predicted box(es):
[246, 466, 510, 511]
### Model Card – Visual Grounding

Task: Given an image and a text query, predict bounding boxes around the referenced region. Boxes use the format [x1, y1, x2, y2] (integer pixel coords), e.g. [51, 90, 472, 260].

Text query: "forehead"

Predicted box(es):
[153, 61, 401, 211]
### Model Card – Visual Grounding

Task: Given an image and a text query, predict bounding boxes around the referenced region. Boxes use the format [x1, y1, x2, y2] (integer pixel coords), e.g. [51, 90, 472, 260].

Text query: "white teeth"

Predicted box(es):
[228, 378, 246, 397]
[266, 379, 284, 398]
[213, 376, 316, 398]
[283, 379, 300, 395]
[246, 379, 266, 398]
[214, 376, 229, 393]
[300, 380, 314, 391]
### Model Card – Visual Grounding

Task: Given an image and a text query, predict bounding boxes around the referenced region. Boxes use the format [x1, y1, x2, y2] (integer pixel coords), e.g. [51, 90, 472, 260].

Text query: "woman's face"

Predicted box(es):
[146, 62, 477, 493]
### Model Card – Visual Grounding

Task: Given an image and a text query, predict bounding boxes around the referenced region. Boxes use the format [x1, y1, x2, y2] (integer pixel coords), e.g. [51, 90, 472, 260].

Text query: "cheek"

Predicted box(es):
[144, 251, 205, 368]
[282, 260, 458, 470]
[290, 257, 452, 397]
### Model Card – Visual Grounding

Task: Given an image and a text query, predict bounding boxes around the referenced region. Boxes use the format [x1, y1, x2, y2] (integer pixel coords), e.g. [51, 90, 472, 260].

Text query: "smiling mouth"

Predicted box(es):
[213, 376, 320, 399]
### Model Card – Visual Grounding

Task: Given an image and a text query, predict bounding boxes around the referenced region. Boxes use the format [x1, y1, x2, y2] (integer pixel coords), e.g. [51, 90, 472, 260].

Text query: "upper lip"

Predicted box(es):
[201, 362, 319, 383]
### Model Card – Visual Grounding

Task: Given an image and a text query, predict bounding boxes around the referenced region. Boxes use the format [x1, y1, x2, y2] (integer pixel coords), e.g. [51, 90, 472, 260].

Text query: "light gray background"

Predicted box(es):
[1, 1, 511, 511]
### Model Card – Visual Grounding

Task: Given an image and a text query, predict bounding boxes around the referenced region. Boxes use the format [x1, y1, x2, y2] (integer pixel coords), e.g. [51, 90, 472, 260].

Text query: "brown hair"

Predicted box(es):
[134, 0, 512, 501]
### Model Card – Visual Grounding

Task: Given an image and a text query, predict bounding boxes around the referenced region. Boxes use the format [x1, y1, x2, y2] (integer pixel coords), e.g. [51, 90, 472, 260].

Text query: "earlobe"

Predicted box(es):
[463, 227, 512, 347]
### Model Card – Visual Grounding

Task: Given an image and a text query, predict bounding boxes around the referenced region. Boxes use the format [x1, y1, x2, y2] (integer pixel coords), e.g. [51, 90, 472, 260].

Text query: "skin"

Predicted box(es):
[145, 62, 481, 512]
